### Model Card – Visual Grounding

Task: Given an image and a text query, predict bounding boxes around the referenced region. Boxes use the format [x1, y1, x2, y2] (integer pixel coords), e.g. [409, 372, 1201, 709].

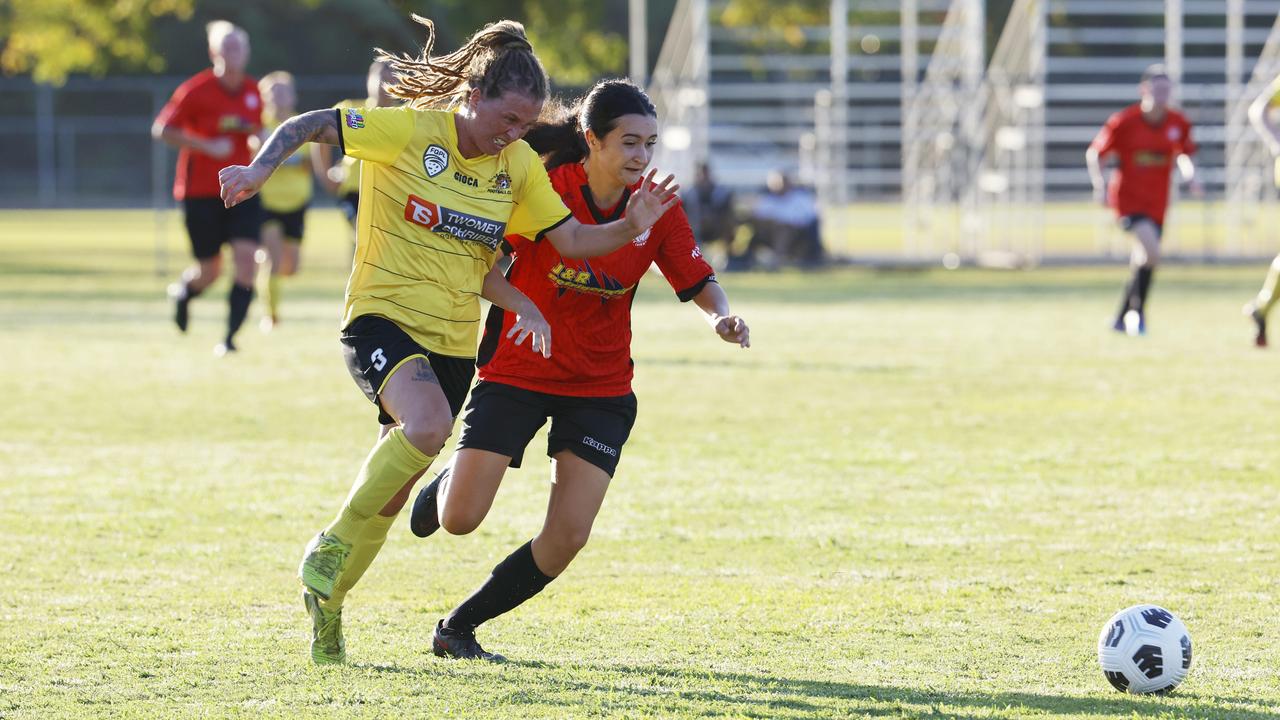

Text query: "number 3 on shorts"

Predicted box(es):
[371, 347, 387, 371]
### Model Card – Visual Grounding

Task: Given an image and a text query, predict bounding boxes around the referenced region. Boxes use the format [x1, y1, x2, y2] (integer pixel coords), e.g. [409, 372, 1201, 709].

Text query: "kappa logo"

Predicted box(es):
[582, 436, 618, 457]
[632, 228, 651, 247]
[404, 194, 506, 251]
[423, 144, 449, 177]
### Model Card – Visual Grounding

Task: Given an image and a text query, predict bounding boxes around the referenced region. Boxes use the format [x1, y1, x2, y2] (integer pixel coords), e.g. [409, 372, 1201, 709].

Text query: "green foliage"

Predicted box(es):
[2, 0, 629, 86]
[2, 210, 1280, 718]
[0, 0, 194, 84]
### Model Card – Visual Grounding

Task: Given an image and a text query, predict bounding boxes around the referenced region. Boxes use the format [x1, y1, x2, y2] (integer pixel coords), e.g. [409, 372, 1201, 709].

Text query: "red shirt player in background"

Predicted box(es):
[152, 20, 263, 355]
[1087, 64, 1202, 337]
[406, 80, 751, 662]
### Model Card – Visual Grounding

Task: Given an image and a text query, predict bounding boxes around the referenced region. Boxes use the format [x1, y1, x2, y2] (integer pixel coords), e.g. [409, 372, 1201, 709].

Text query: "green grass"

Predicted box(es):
[1, 210, 1278, 719]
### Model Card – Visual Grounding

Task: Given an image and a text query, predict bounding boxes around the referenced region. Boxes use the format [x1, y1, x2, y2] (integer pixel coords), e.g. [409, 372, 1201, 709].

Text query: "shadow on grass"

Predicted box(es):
[492, 661, 1278, 719]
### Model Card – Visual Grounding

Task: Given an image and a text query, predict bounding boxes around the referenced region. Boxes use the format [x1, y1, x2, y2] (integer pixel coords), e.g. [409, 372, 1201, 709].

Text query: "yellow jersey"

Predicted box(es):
[333, 98, 368, 196]
[338, 105, 571, 357]
[259, 114, 313, 213]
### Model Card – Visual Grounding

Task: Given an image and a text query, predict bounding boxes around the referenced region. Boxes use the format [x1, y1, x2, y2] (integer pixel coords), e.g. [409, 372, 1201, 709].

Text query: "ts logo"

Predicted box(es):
[404, 195, 440, 229]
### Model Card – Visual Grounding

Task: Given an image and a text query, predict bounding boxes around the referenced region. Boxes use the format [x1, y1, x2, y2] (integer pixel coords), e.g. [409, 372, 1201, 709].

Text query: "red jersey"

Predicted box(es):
[1089, 104, 1196, 225]
[154, 68, 261, 200]
[478, 162, 716, 397]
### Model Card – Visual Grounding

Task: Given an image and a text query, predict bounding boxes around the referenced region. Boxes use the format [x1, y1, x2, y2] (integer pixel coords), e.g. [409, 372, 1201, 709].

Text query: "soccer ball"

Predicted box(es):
[1097, 604, 1192, 694]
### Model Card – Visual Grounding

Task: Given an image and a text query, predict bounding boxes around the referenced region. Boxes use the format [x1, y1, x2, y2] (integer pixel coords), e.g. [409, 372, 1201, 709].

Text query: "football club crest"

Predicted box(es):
[1167, 126, 1181, 141]
[489, 169, 512, 194]
[245, 92, 259, 110]
[423, 145, 449, 177]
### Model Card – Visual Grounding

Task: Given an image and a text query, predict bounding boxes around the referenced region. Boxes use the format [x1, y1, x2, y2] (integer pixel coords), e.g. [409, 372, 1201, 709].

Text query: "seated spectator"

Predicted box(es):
[682, 162, 738, 268]
[749, 170, 823, 268]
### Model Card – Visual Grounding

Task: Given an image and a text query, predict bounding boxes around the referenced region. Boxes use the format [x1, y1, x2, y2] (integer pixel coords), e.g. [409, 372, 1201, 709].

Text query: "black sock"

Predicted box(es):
[1133, 266, 1154, 314]
[1117, 271, 1138, 320]
[444, 540, 555, 632]
[226, 283, 254, 342]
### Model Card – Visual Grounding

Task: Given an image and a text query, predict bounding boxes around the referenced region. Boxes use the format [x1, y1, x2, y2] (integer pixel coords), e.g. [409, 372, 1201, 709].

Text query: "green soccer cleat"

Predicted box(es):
[303, 589, 346, 664]
[298, 532, 351, 600]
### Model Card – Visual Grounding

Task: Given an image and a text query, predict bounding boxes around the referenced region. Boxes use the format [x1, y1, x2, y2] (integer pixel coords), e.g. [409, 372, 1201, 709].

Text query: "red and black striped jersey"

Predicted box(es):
[478, 162, 716, 396]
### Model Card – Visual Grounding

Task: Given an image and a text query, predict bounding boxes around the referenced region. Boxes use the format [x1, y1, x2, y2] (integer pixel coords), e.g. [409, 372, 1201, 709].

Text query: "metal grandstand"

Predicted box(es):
[648, 0, 1280, 263]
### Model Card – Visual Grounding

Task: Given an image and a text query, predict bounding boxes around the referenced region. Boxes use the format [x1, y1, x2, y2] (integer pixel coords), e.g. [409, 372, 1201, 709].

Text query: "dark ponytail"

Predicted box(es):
[525, 79, 657, 170]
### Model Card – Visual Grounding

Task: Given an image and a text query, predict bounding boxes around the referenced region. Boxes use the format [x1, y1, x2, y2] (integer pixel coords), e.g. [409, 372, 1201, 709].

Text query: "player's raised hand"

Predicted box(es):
[713, 314, 750, 348]
[218, 164, 272, 208]
[624, 169, 680, 233]
[506, 304, 552, 359]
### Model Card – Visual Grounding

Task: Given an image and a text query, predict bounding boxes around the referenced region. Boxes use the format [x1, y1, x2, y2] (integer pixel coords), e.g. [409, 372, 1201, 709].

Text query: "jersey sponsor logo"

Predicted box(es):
[217, 114, 255, 133]
[548, 260, 632, 301]
[423, 144, 449, 177]
[344, 108, 365, 129]
[632, 228, 651, 247]
[581, 435, 618, 457]
[1133, 150, 1169, 167]
[488, 169, 512, 194]
[453, 171, 479, 187]
[403, 194, 506, 250]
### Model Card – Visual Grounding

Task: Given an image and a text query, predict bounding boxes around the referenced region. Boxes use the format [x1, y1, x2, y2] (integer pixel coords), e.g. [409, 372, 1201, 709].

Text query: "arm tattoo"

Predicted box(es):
[411, 358, 440, 385]
[253, 109, 339, 172]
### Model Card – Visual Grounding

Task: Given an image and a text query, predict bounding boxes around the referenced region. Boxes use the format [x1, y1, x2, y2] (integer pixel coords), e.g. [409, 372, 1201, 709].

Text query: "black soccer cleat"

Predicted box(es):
[169, 283, 190, 333]
[409, 472, 444, 538]
[432, 620, 505, 662]
[1245, 302, 1267, 348]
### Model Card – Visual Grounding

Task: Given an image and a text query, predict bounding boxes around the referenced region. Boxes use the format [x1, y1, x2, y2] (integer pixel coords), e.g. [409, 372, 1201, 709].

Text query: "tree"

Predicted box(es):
[0, 0, 194, 84]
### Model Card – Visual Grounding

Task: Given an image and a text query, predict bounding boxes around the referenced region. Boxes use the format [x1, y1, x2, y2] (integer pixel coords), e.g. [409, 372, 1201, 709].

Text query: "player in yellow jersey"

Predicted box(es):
[1243, 74, 1280, 347]
[311, 61, 398, 241]
[218, 16, 678, 665]
[256, 72, 311, 331]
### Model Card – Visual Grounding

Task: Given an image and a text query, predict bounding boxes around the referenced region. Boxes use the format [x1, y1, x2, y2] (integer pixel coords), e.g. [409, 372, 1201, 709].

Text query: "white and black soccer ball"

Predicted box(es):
[1097, 604, 1192, 694]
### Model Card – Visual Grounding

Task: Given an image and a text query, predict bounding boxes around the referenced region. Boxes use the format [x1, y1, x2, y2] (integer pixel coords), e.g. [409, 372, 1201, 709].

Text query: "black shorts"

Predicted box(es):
[340, 314, 475, 425]
[457, 380, 638, 477]
[263, 206, 307, 241]
[1120, 214, 1162, 238]
[183, 196, 262, 260]
[339, 192, 360, 227]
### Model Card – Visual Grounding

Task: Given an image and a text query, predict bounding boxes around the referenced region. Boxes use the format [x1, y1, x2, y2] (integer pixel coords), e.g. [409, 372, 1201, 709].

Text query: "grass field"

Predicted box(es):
[2, 210, 1279, 719]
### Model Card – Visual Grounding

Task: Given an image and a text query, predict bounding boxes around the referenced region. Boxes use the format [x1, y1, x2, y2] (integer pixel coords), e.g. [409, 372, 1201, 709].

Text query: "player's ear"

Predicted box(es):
[584, 129, 600, 153]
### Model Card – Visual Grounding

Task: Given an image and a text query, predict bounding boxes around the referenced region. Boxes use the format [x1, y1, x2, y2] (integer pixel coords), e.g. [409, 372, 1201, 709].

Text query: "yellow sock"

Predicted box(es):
[321, 512, 396, 611]
[267, 274, 281, 318]
[1257, 254, 1280, 316]
[327, 427, 433, 543]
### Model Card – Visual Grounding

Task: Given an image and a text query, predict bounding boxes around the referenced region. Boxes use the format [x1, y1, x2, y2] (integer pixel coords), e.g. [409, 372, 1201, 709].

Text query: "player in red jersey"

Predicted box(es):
[1087, 65, 1201, 336]
[407, 79, 751, 661]
[152, 20, 263, 355]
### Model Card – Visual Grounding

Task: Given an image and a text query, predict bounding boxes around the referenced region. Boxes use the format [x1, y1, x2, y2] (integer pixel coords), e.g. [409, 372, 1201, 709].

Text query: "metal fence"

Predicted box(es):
[0, 74, 369, 209]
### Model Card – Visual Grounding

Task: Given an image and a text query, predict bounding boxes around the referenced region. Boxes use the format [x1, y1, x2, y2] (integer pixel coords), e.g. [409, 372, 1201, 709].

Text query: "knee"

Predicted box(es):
[399, 417, 451, 457]
[439, 504, 483, 535]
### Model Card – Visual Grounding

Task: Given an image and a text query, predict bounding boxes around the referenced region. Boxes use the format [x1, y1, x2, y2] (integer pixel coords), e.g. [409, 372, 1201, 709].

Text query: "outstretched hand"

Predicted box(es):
[713, 315, 750, 348]
[218, 164, 272, 208]
[506, 305, 552, 359]
[624, 169, 680, 234]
